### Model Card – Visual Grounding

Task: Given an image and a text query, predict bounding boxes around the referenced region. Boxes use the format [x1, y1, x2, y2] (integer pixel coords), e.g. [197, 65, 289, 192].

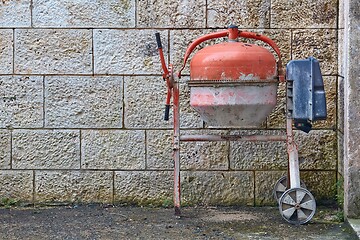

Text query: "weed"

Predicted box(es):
[1, 197, 18, 208]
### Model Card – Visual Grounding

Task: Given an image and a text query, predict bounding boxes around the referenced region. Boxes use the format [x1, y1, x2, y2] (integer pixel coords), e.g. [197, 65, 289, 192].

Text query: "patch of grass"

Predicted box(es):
[1, 197, 18, 208]
[335, 176, 344, 207]
[335, 210, 344, 222]
[161, 198, 173, 208]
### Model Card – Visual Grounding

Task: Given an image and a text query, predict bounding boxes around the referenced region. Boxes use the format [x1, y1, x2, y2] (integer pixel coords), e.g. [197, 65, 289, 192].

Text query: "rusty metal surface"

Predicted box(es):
[190, 83, 278, 127]
[172, 79, 181, 217]
[180, 134, 286, 142]
[187, 79, 278, 87]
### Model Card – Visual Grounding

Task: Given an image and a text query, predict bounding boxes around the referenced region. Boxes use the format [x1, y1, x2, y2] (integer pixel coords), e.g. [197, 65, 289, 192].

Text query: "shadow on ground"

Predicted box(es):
[0, 205, 358, 239]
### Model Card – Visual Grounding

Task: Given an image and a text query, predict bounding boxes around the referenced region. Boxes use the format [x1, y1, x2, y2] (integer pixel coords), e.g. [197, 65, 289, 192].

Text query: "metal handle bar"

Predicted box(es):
[177, 28, 284, 81]
[155, 33, 173, 121]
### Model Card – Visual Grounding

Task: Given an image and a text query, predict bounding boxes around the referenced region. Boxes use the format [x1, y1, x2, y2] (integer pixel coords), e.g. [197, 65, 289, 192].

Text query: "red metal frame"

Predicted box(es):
[171, 82, 298, 216]
[156, 27, 300, 217]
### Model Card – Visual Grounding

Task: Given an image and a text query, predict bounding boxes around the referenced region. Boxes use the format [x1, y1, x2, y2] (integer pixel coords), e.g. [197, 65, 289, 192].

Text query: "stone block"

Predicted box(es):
[15, 29, 92, 74]
[0, 76, 43, 128]
[255, 171, 286, 206]
[137, 0, 205, 28]
[230, 130, 336, 170]
[146, 130, 173, 169]
[94, 29, 168, 75]
[180, 130, 229, 170]
[0, 131, 11, 169]
[170, 29, 209, 75]
[0, 29, 13, 74]
[81, 130, 145, 170]
[0, 170, 33, 202]
[256, 170, 337, 205]
[312, 77, 337, 129]
[267, 82, 286, 128]
[271, 0, 337, 28]
[300, 171, 337, 203]
[0, 0, 31, 27]
[33, 0, 135, 27]
[146, 130, 229, 170]
[246, 29, 291, 65]
[230, 130, 287, 170]
[124, 76, 202, 128]
[45, 76, 122, 128]
[12, 130, 80, 169]
[295, 130, 337, 170]
[35, 171, 112, 203]
[207, 0, 270, 28]
[292, 29, 337, 75]
[181, 171, 254, 206]
[114, 171, 173, 206]
[313, 76, 338, 129]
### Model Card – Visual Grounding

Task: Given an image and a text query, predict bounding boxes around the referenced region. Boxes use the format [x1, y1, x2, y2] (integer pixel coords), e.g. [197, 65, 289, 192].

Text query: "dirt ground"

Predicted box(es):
[0, 204, 358, 240]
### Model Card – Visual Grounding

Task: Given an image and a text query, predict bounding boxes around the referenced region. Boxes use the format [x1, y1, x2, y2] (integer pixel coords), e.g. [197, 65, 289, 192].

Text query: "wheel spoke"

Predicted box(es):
[282, 194, 296, 206]
[297, 209, 308, 221]
[277, 182, 287, 192]
[300, 199, 316, 211]
[296, 190, 306, 203]
[282, 207, 296, 219]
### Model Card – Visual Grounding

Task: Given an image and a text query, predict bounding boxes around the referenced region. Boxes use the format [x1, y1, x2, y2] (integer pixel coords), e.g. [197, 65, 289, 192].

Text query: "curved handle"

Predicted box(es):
[238, 31, 284, 81]
[177, 27, 284, 81]
[177, 30, 228, 78]
[155, 33, 169, 78]
[155, 32, 162, 49]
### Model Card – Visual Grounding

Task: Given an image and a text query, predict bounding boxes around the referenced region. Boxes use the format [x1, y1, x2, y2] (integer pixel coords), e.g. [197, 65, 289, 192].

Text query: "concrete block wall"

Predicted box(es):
[0, 0, 339, 206]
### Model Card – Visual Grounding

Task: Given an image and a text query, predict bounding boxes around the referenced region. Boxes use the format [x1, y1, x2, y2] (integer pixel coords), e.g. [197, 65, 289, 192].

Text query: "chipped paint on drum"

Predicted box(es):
[189, 82, 278, 127]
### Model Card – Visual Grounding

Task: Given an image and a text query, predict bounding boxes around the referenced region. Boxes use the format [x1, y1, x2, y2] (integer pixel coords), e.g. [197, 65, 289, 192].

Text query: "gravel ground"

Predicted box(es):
[0, 204, 358, 240]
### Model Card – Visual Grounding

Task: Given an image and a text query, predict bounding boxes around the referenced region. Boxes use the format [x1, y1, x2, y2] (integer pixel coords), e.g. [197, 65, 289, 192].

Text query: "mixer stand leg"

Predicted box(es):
[173, 82, 181, 217]
[286, 118, 301, 188]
